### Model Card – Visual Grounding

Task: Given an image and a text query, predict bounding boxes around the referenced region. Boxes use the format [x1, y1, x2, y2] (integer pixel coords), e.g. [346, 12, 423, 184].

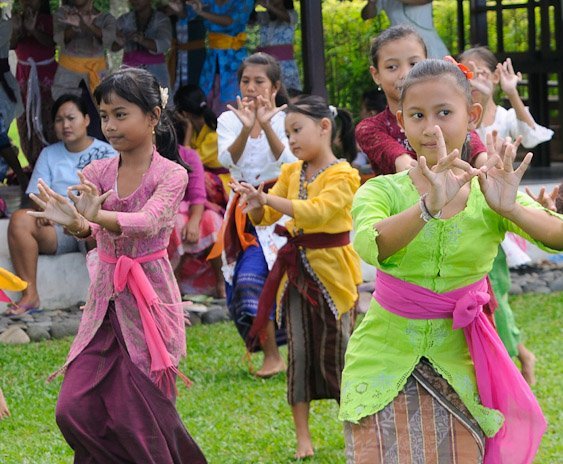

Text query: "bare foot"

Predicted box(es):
[215, 282, 226, 299]
[255, 356, 286, 378]
[518, 344, 537, 386]
[4, 294, 41, 316]
[0, 388, 10, 420]
[294, 443, 314, 460]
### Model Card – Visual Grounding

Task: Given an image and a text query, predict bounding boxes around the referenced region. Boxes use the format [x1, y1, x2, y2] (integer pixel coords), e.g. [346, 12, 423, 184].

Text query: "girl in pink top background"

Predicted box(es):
[27, 67, 206, 463]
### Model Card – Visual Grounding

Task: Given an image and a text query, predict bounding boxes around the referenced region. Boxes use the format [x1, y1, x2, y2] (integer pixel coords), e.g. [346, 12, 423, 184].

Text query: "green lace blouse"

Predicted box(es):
[339, 172, 562, 437]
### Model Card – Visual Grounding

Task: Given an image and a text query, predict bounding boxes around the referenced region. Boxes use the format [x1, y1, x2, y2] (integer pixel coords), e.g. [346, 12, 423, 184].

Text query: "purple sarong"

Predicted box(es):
[55, 303, 207, 463]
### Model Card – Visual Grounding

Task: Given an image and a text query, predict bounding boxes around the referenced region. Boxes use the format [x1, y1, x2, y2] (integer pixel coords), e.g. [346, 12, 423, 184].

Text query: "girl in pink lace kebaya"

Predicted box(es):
[27, 68, 206, 463]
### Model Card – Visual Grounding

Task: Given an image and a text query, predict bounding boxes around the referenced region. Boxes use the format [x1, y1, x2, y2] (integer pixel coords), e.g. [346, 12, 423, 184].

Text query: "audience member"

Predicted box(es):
[5, 95, 117, 316]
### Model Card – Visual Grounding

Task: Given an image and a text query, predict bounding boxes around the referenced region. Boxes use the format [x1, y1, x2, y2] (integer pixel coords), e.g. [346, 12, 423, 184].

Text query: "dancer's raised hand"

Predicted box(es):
[417, 126, 479, 215]
[67, 171, 113, 222]
[256, 92, 287, 127]
[227, 96, 256, 129]
[497, 58, 522, 97]
[525, 185, 558, 212]
[27, 179, 81, 228]
[479, 132, 533, 215]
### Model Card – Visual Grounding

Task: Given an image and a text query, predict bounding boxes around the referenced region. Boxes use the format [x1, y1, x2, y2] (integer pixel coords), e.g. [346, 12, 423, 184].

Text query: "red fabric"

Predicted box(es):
[356, 107, 487, 175]
[248, 226, 350, 345]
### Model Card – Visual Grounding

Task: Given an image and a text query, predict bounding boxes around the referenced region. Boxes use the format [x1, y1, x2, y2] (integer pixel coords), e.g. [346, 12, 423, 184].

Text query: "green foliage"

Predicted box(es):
[321, 0, 387, 118]
[0, 292, 562, 462]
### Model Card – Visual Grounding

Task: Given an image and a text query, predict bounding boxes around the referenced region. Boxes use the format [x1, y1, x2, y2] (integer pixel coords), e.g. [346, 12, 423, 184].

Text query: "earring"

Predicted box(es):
[377, 85, 381, 91]
[152, 128, 155, 136]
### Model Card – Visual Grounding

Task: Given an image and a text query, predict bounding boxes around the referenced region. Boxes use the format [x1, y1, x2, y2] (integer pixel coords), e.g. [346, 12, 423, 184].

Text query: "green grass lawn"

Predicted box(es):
[0, 292, 561, 463]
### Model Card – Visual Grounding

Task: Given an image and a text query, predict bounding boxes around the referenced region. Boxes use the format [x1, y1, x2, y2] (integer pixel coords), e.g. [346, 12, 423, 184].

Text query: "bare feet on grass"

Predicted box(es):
[255, 355, 286, 378]
[517, 343, 537, 386]
[0, 388, 10, 420]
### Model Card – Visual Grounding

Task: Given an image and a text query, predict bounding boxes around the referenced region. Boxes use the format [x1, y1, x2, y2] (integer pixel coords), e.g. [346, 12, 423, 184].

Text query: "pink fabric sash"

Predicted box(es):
[256, 44, 294, 61]
[98, 249, 191, 393]
[374, 270, 546, 464]
[123, 50, 166, 67]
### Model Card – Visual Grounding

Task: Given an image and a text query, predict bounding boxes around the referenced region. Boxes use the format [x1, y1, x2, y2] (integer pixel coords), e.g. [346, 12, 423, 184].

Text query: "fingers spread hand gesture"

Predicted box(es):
[256, 93, 287, 127]
[497, 58, 522, 97]
[227, 96, 256, 129]
[418, 126, 478, 214]
[27, 179, 80, 227]
[67, 171, 112, 222]
[525, 185, 558, 212]
[478, 137, 532, 215]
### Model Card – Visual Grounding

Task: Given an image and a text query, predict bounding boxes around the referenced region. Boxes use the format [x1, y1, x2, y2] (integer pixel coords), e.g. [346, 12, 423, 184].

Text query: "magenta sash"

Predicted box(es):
[374, 270, 546, 464]
[256, 44, 294, 61]
[123, 50, 165, 67]
[98, 249, 191, 394]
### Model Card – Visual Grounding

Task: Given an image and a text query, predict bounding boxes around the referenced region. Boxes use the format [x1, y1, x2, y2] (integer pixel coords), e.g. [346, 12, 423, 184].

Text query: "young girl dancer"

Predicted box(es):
[232, 95, 361, 459]
[340, 60, 563, 463]
[209, 52, 296, 377]
[355, 25, 487, 175]
[29, 68, 206, 463]
[458, 46, 554, 386]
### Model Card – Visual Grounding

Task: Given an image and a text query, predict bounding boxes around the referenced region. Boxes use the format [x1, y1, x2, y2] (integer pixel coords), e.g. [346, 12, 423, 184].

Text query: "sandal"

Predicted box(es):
[4, 302, 43, 318]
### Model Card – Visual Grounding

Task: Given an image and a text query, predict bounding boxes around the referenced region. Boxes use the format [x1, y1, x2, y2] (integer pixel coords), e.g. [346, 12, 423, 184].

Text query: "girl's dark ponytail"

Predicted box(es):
[334, 108, 356, 163]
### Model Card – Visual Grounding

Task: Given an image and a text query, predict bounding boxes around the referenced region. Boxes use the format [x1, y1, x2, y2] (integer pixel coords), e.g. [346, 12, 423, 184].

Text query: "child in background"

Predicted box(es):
[459, 46, 555, 385]
[52, 0, 116, 99]
[232, 95, 361, 459]
[169, 113, 226, 298]
[196, 0, 255, 114]
[30, 68, 206, 463]
[174, 84, 230, 205]
[11, 0, 58, 167]
[340, 59, 563, 463]
[355, 25, 487, 175]
[459, 46, 553, 151]
[253, 0, 301, 91]
[114, 0, 173, 90]
[209, 52, 296, 377]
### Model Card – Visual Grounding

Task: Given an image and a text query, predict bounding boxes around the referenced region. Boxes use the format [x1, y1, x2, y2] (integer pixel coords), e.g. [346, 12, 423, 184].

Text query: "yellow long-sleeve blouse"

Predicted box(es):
[256, 160, 362, 318]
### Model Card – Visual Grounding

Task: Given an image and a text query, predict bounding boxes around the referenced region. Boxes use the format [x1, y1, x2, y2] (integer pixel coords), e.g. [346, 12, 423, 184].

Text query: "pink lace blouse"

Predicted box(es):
[56, 150, 189, 382]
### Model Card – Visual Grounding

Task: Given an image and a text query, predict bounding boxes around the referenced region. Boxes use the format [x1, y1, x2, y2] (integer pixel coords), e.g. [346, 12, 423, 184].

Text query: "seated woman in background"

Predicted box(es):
[174, 84, 229, 210]
[168, 113, 226, 298]
[5, 95, 117, 316]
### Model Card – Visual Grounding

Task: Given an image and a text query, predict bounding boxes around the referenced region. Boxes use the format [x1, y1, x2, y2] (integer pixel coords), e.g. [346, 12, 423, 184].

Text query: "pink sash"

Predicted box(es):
[374, 270, 546, 464]
[98, 249, 191, 394]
